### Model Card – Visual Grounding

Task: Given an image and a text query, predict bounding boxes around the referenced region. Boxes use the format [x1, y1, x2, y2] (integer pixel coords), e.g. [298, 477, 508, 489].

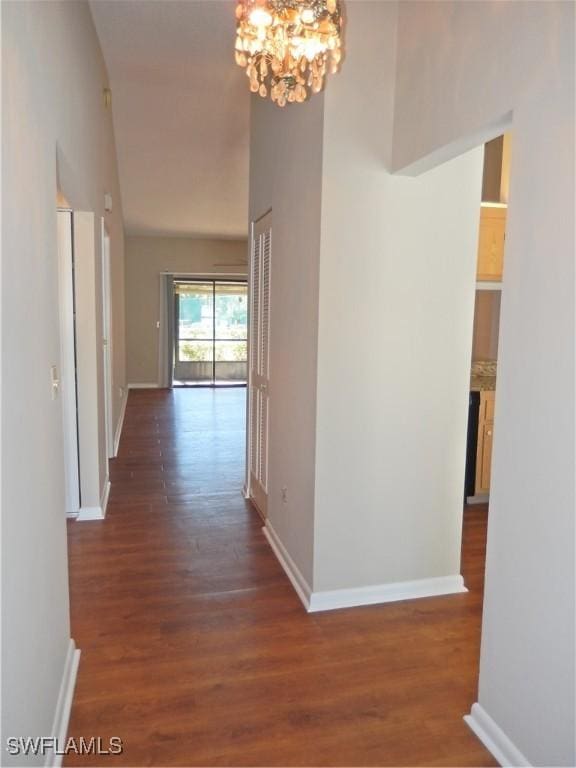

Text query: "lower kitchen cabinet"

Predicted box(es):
[475, 391, 495, 495]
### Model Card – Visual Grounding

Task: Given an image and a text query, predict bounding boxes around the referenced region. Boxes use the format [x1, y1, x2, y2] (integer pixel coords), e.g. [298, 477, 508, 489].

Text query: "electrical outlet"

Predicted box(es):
[281, 487, 288, 504]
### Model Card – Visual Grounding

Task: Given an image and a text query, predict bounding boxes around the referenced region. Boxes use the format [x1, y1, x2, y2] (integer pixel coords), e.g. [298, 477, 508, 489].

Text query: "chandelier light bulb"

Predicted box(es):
[248, 7, 273, 26]
[234, 0, 344, 107]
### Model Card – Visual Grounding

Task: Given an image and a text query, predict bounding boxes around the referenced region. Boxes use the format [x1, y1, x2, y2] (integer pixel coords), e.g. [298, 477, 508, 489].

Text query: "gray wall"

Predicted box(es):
[249, 94, 325, 586]
[394, 1, 575, 763]
[125, 236, 247, 384]
[2, 0, 126, 761]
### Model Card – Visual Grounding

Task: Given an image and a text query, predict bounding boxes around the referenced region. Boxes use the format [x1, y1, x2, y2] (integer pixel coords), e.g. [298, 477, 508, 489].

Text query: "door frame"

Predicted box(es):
[57, 208, 81, 516]
[101, 218, 114, 458]
[245, 210, 272, 517]
[172, 277, 248, 387]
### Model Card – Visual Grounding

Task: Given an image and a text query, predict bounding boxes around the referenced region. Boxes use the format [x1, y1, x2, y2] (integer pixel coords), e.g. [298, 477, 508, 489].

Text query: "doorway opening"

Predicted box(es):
[172, 279, 248, 387]
[462, 132, 510, 575]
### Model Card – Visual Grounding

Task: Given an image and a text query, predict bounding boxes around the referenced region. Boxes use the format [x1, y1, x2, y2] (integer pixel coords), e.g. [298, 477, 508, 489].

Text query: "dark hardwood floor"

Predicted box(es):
[66, 388, 495, 767]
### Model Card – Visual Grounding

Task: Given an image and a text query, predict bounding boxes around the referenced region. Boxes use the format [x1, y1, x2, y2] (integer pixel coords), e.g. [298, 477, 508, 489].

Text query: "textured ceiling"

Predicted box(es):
[90, 0, 250, 238]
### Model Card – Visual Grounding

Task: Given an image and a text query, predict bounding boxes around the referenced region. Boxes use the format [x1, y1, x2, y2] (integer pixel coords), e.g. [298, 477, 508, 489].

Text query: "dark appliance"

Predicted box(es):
[465, 391, 480, 499]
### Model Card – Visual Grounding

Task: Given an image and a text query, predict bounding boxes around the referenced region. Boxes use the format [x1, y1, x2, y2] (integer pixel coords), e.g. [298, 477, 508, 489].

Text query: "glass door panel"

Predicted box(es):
[173, 280, 247, 386]
[214, 282, 248, 384]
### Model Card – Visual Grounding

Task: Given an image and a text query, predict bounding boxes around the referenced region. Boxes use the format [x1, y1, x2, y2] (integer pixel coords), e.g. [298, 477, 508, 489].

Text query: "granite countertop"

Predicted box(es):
[470, 360, 496, 392]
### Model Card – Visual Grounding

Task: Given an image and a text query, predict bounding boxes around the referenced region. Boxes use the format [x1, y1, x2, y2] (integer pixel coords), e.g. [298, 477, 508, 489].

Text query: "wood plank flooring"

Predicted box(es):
[66, 388, 495, 767]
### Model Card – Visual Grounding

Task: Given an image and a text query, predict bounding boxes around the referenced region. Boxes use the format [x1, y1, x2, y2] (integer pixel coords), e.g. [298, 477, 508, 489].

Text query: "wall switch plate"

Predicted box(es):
[51, 365, 60, 400]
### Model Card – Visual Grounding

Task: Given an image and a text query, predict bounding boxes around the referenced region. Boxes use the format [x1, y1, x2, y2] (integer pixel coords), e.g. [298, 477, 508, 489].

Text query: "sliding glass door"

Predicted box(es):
[173, 280, 248, 386]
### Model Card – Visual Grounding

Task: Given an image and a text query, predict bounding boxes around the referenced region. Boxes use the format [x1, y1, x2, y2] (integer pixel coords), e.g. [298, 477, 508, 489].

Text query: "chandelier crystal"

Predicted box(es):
[234, 0, 343, 107]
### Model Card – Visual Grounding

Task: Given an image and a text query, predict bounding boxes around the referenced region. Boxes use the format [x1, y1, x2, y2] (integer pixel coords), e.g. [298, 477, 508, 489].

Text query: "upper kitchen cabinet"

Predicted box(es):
[477, 205, 506, 281]
[476, 133, 511, 282]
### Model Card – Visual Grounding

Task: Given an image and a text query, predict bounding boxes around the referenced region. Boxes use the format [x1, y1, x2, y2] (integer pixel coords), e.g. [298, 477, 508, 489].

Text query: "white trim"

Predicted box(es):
[45, 639, 81, 768]
[128, 382, 159, 389]
[476, 281, 503, 291]
[160, 271, 246, 277]
[464, 702, 532, 767]
[308, 574, 467, 613]
[76, 477, 109, 521]
[57, 211, 80, 516]
[76, 506, 104, 521]
[66, 512, 78, 520]
[113, 389, 128, 457]
[101, 219, 114, 459]
[480, 201, 508, 209]
[100, 476, 111, 516]
[467, 493, 490, 505]
[262, 522, 312, 610]
[263, 522, 467, 614]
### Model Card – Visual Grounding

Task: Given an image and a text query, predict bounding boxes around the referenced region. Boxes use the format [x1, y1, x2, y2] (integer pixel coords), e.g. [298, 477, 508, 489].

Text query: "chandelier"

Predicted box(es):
[234, 0, 343, 107]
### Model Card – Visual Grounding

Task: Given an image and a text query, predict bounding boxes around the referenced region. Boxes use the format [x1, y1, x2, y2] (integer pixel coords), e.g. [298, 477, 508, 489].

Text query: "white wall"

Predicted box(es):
[1, 1, 126, 761]
[125, 236, 247, 384]
[249, 94, 325, 586]
[248, 2, 483, 598]
[393, 2, 575, 764]
[313, 1, 483, 592]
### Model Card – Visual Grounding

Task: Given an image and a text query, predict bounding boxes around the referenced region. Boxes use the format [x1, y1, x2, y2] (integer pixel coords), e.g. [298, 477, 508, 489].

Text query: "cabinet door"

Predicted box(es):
[475, 421, 494, 495]
[480, 423, 494, 491]
[477, 207, 506, 281]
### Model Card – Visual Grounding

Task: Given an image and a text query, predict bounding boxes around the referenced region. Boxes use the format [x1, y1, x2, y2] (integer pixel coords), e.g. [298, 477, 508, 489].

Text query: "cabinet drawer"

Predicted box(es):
[484, 393, 495, 421]
[479, 391, 495, 422]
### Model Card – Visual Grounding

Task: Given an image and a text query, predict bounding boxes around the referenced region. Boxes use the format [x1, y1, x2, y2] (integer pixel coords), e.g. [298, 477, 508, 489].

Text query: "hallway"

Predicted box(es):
[66, 389, 494, 767]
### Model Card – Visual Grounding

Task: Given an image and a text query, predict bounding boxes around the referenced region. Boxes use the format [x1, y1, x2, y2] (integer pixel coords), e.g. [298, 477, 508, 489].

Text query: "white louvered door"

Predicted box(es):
[248, 212, 272, 517]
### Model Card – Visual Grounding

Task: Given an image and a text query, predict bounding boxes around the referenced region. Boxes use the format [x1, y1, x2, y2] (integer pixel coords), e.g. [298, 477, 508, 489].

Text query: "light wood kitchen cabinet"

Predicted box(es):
[477, 206, 506, 282]
[475, 390, 495, 495]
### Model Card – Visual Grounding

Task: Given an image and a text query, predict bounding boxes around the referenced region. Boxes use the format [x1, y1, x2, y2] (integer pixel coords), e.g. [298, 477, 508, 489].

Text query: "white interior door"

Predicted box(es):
[248, 212, 272, 517]
[101, 219, 114, 458]
[57, 210, 80, 515]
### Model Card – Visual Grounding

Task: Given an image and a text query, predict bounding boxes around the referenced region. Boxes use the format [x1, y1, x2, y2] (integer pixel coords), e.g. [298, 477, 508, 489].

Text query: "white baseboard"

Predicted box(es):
[66, 512, 78, 520]
[128, 382, 159, 389]
[308, 573, 467, 612]
[467, 493, 490, 505]
[46, 639, 81, 768]
[113, 389, 128, 457]
[100, 477, 111, 516]
[263, 522, 467, 613]
[76, 477, 109, 521]
[76, 506, 103, 521]
[262, 522, 312, 610]
[464, 702, 531, 767]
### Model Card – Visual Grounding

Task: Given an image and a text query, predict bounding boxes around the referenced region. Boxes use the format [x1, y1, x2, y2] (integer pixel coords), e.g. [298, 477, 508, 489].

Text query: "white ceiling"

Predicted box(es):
[90, 0, 250, 238]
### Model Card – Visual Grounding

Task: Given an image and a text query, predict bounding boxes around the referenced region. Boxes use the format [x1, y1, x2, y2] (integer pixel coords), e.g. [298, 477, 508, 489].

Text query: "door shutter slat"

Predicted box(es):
[260, 231, 271, 379]
[248, 212, 272, 517]
[250, 234, 261, 375]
